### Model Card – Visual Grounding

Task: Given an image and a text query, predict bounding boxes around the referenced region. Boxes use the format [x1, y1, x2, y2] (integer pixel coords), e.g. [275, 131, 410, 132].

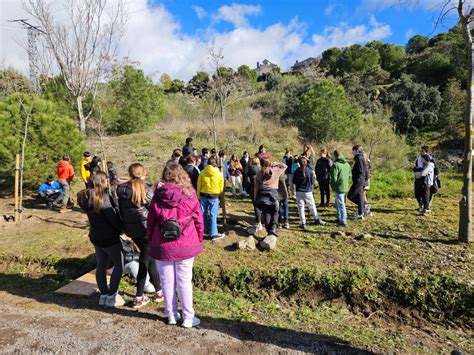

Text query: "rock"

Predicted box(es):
[237, 236, 256, 251]
[331, 231, 346, 238]
[226, 230, 238, 238]
[355, 233, 373, 240]
[259, 234, 277, 251]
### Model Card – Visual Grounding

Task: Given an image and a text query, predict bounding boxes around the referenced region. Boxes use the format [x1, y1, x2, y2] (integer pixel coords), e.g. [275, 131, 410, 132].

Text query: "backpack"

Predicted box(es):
[156, 196, 193, 240]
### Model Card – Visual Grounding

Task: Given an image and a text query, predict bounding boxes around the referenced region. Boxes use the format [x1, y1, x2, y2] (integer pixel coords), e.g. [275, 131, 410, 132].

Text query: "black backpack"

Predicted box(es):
[156, 195, 193, 240]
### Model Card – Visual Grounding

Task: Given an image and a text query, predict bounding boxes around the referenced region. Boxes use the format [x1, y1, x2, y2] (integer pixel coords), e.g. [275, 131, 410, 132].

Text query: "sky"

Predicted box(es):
[0, 0, 468, 81]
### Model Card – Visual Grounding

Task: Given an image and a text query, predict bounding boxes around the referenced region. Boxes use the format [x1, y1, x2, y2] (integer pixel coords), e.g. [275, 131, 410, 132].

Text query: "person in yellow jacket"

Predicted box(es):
[80, 151, 92, 187]
[196, 157, 224, 240]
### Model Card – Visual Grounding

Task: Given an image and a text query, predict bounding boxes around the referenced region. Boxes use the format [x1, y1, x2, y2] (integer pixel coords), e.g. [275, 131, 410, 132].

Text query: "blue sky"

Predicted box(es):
[0, 0, 463, 80]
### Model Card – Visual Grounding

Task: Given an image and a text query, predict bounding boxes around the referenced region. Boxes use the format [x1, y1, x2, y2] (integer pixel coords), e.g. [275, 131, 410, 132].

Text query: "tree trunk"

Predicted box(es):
[459, 35, 473, 243]
[76, 95, 86, 133]
[219, 96, 226, 124]
[212, 115, 218, 150]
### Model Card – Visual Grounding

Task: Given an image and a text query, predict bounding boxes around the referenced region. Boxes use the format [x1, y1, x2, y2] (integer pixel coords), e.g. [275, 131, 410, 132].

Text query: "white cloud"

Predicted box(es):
[212, 3, 262, 27]
[192, 6, 207, 20]
[405, 28, 415, 40]
[324, 4, 337, 16]
[0, 0, 393, 81]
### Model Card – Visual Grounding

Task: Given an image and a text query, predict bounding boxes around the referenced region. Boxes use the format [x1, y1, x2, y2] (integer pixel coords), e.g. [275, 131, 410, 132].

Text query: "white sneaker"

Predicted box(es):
[211, 234, 225, 241]
[105, 292, 125, 308]
[168, 312, 181, 325]
[256, 223, 263, 232]
[182, 316, 201, 328]
[99, 294, 108, 306]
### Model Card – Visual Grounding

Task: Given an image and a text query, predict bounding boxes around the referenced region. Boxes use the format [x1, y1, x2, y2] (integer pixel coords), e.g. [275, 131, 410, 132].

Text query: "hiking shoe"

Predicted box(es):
[105, 293, 125, 308]
[211, 234, 225, 241]
[99, 294, 108, 306]
[59, 207, 72, 213]
[154, 290, 164, 303]
[352, 214, 365, 220]
[132, 295, 150, 309]
[182, 316, 201, 328]
[315, 219, 326, 226]
[168, 312, 181, 325]
[283, 222, 290, 229]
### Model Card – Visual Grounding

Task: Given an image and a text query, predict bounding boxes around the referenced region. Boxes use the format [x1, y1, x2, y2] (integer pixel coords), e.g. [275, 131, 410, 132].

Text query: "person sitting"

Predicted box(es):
[38, 175, 63, 208]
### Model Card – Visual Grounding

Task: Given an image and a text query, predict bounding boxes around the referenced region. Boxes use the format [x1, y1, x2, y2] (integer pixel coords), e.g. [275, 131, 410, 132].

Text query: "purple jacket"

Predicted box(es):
[147, 183, 204, 261]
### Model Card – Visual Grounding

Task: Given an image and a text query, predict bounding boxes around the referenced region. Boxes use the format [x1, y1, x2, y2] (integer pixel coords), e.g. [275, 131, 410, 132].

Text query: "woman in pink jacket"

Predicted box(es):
[147, 163, 204, 328]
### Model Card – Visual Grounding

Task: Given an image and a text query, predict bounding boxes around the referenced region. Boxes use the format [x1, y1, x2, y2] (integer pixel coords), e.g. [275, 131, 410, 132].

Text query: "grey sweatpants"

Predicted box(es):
[95, 243, 124, 295]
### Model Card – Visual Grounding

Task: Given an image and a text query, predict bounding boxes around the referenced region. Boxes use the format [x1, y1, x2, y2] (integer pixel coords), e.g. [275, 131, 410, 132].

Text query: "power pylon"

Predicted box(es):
[9, 19, 45, 92]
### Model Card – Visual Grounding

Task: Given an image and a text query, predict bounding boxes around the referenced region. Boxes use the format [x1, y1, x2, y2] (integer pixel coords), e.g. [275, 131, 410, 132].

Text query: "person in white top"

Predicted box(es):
[415, 155, 435, 216]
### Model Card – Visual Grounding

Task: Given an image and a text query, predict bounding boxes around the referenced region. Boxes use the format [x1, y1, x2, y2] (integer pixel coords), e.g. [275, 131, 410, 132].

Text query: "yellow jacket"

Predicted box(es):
[80, 159, 90, 182]
[197, 165, 224, 196]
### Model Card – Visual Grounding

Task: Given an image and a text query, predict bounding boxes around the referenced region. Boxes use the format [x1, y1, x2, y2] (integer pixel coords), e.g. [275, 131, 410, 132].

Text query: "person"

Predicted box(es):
[315, 148, 333, 207]
[107, 161, 119, 186]
[77, 171, 124, 308]
[218, 150, 229, 182]
[330, 150, 352, 227]
[148, 163, 204, 328]
[363, 154, 372, 210]
[348, 145, 369, 220]
[228, 154, 245, 197]
[278, 173, 289, 229]
[293, 156, 326, 230]
[117, 163, 162, 308]
[86, 156, 102, 179]
[197, 157, 225, 240]
[254, 158, 287, 237]
[414, 155, 435, 216]
[183, 155, 200, 191]
[56, 154, 74, 213]
[80, 151, 92, 187]
[414, 145, 440, 209]
[167, 149, 182, 166]
[182, 137, 194, 157]
[282, 149, 294, 197]
[255, 144, 270, 161]
[38, 175, 63, 208]
[302, 144, 315, 170]
[240, 151, 250, 192]
[245, 157, 263, 233]
[199, 148, 210, 171]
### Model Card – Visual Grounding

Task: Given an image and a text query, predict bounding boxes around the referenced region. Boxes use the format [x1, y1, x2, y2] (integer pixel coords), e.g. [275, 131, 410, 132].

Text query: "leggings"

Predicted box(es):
[318, 179, 330, 204]
[348, 181, 365, 215]
[95, 243, 124, 295]
[133, 237, 161, 297]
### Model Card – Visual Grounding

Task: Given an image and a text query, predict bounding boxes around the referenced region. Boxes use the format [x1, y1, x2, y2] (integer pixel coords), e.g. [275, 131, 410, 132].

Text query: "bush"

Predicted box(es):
[0, 94, 85, 191]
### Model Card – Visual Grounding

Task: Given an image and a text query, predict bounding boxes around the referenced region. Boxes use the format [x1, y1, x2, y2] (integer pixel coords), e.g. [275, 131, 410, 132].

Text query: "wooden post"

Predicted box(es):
[14, 154, 20, 223]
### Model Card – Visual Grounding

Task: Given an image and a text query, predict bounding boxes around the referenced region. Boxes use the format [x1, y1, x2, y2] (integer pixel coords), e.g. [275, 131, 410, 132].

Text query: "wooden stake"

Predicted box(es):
[14, 154, 20, 223]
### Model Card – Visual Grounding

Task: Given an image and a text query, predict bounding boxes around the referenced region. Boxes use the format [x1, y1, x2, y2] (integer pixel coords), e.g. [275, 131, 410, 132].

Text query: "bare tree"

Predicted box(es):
[24, 0, 128, 133]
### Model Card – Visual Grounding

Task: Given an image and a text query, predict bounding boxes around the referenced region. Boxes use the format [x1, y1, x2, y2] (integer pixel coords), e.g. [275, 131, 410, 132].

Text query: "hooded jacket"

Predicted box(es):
[315, 157, 333, 181]
[78, 189, 123, 247]
[147, 183, 204, 261]
[330, 154, 352, 193]
[80, 159, 90, 182]
[57, 160, 74, 183]
[197, 165, 224, 197]
[117, 181, 153, 240]
[293, 166, 315, 193]
[352, 153, 367, 184]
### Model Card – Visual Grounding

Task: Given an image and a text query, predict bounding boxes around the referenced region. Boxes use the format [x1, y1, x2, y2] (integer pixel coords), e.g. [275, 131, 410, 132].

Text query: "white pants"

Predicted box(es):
[231, 175, 244, 196]
[296, 191, 320, 225]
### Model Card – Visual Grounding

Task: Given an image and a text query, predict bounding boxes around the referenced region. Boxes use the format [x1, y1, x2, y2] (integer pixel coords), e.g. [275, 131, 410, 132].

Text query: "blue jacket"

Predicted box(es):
[293, 167, 314, 192]
[38, 181, 62, 194]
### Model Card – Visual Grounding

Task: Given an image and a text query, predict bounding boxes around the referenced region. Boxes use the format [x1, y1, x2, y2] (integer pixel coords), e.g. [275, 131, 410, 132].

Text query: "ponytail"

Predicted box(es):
[299, 157, 308, 178]
[128, 163, 148, 207]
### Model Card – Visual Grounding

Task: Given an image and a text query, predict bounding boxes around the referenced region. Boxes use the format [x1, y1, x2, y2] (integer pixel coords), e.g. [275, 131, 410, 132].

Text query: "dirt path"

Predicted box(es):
[0, 292, 367, 354]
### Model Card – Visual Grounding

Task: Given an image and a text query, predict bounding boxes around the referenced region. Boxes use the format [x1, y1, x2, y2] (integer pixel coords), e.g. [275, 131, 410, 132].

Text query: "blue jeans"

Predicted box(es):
[335, 192, 347, 225]
[200, 196, 219, 236]
[278, 198, 289, 223]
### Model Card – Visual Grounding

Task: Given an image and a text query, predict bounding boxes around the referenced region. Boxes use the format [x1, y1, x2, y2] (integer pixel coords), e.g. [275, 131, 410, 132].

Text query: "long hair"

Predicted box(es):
[258, 158, 272, 181]
[352, 145, 363, 153]
[230, 154, 238, 162]
[299, 156, 308, 178]
[251, 157, 260, 166]
[90, 171, 108, 213]
[128, 163, 148, 207]
[162, 163, 193, 196]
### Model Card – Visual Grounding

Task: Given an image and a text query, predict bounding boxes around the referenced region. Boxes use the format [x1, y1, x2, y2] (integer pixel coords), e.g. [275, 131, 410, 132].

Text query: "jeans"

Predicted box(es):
[296, 191, 320, 225]
[39, 191, 63, 205]
[318, 179, 330, 204]
[95, 243, 124, 295]
[200, 196, 219, 236]
[230, 175, 244, 196]
[335, 192, 347, 225]
[133, 237, 161, 297]
[278, 198, 289, 223]
[58, 179, 70, 207]
[157, 257, 195, 322]
[348, 181, 365, 215]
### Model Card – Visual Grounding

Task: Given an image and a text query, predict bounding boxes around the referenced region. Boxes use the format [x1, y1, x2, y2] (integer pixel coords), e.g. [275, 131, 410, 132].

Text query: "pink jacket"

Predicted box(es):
[147, 183, 204, 261]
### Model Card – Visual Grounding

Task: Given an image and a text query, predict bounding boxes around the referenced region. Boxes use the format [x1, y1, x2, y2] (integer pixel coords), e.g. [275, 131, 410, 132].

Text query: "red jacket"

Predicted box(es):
[147, 183, 204, 261]
[57, 160, 75, 183]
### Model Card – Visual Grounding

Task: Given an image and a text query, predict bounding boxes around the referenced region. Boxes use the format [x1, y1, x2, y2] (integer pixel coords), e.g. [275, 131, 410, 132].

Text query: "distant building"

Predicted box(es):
[290, 57, 317, 74]
[255, 59, 279, 80]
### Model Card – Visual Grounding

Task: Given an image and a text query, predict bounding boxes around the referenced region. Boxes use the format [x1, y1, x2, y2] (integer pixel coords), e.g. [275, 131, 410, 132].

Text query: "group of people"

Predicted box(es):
[36, 137, 439, 329]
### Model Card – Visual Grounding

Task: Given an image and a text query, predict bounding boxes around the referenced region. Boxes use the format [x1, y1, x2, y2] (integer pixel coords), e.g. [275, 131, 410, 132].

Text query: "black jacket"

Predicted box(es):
[78, 190, 122, 247]
[283, 156, 294, 174]
[245, 164, 260, 195]
[184, 164, 199, 190]
[240, 157, 249, 174]
[182, 144, 194, 157]
[116, 181, 153, 240]
[315, 157, 333, 181]
[352, 153, 367, 184]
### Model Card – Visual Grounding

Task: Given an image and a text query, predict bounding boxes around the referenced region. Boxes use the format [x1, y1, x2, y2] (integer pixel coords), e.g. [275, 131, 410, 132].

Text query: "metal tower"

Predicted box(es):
[9, 19, 45, 92]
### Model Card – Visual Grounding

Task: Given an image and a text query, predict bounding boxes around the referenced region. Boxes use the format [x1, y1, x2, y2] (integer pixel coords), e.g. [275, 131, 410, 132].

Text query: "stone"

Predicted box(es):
[259, 234, 277, 251]
[331, 230, 346, 238]
[237, 235, 256, 251]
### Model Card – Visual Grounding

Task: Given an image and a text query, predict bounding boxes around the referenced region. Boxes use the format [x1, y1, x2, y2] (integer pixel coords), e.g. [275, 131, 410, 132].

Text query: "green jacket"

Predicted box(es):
[330, 155, 352, 193]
